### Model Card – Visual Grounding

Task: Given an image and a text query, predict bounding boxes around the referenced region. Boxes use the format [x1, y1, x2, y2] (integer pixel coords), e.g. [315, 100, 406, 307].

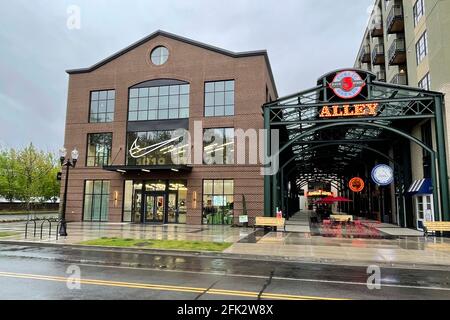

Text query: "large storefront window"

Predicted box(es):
[128, 84, 189, 121]
[203, 128, 234, 165]
[202, 179, 234, 225]
[83, 180, 110, 221]
[123, 180, 187, 224]
[127, 130, 188, 166]
[86, 133, 112, 167]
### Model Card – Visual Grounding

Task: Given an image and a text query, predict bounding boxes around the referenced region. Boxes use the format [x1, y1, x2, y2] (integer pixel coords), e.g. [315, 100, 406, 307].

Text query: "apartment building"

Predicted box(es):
[355, 0, 450, 229]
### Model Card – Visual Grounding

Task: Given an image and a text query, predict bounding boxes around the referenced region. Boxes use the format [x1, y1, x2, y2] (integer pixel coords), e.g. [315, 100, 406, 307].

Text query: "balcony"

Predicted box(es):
[370, 23, 384, 37]
[372, 44, 385, 65]
[376, 70, 386, 82]
[388, 38, 406, 65]
[391, 73, 407, 85]
[387, 5, 404, 34]
[360, 45, 371, 63]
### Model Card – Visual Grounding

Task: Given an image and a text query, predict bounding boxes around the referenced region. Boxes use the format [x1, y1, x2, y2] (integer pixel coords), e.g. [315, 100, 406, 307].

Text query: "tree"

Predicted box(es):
[14, 144, 60, 210]
[0, 144, 61, 207]
[0, 149, 20, 202]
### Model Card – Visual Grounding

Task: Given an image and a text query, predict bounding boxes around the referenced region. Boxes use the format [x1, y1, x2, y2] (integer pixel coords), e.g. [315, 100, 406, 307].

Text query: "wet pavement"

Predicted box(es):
[0, 243, 450, 300]
[1, 212, 450, 268]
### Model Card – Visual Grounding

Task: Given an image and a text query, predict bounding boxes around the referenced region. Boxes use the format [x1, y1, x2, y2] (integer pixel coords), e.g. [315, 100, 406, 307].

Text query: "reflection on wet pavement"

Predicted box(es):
[1, 211, 450, 267]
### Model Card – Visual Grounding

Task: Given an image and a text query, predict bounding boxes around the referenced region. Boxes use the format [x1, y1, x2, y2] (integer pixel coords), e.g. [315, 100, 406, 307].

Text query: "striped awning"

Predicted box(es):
[407, 179, 433, 195]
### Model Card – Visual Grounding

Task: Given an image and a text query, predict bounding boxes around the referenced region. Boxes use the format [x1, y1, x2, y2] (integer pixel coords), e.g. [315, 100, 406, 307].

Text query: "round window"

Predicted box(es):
[150, 46, 169, 65]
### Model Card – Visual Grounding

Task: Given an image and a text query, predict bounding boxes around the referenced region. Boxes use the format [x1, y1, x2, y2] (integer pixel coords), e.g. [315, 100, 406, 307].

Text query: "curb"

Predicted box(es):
[1, 240, 450, 271]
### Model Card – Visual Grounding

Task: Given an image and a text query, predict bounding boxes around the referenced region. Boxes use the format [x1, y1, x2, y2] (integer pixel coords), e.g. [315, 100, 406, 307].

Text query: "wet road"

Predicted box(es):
[0, 244, 449, 300]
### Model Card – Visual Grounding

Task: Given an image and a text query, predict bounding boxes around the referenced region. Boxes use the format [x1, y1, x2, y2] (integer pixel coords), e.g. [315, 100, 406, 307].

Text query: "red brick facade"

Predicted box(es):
[62, 31, 277, 225]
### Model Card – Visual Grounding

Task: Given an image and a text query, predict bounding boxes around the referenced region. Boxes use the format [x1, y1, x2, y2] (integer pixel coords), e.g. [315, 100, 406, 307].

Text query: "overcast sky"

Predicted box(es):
[0, 0, 374, 152]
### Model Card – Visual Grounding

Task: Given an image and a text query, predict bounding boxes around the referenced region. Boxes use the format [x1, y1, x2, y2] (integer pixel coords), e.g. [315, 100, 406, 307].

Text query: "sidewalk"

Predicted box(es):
[1, 215, 450, 269]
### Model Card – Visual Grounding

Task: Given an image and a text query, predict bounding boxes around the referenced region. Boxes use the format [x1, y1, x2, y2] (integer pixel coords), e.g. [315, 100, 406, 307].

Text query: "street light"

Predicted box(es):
[58, 147, 79, 237]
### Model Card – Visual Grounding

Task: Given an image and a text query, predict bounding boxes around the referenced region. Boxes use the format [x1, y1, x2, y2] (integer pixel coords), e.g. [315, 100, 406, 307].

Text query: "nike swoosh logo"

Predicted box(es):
[129, 135, 183, 159]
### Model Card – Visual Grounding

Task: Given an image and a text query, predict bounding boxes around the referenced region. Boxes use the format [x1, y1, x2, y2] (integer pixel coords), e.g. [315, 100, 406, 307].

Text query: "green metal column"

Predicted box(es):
[272, 172, 278, 216]
[430, 153, 440, 221]
[281, 167, 285, 216]
[263, 106, 271, 217]
[434, 96, 450, 221]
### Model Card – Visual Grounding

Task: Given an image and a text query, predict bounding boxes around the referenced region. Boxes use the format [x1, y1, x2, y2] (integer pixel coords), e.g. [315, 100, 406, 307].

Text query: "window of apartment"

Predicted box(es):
[418, 73, 431, 90]
[415, 31, 428, 64]
[90, 90, 115, 123]
[128, 84, 189, 121]
[126, 130, 188, 166]
[204, 80, 235, 117]
[83, 180, 110, 221]
[202, 179, 234, 225]
[203, 128, 234, 165]
[86, 133, 112, 167]
[413, 0, 425, 27]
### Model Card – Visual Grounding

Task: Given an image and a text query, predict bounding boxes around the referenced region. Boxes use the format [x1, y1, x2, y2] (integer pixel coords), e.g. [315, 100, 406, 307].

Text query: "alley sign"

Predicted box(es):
[319, 103, 379, 118]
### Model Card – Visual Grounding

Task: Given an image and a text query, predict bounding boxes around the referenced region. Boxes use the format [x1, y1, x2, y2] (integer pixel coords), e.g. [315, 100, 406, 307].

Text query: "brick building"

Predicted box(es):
[62, 30, 277, 225]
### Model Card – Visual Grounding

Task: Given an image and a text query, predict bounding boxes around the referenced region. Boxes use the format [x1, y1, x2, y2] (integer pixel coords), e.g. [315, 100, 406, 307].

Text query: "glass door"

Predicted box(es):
[416, 195, 434, 231]
[144, 192, 165, 223]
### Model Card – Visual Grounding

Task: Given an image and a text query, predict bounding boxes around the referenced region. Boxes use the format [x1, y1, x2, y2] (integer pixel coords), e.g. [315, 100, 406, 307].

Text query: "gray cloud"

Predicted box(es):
[0, 0, 373, 151]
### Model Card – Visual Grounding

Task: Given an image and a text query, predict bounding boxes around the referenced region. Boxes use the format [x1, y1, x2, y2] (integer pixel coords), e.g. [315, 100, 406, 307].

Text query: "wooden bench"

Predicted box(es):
[330, 215, 353, 223]
[254, 217, 286, 231]
[424, 222, 450, 237]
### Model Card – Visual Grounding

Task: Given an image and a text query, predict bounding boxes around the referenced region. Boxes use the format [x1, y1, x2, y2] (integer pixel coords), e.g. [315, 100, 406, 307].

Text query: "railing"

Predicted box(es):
[387, 4, 404, 32]
[376, 71, 386, 82]
[370, 22, 383, 37]
[391, 73, 407, 85]
[371, 44, 385, 63]
[388, 38, 406, 63]
[360, 45, 371, 63]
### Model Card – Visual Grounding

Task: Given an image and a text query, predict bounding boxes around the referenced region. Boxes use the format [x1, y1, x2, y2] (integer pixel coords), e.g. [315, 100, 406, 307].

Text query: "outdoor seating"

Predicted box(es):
[254, 217, 286, 231]
[424, 222, 450, 237]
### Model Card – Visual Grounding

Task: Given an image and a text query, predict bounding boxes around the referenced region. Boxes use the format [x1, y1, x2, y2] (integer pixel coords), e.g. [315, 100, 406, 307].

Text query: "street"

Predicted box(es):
[0, 244, 449, 300]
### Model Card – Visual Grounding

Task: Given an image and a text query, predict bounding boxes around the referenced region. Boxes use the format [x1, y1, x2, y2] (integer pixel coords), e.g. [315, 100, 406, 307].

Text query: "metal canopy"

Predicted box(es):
[263, 69, 449, 223]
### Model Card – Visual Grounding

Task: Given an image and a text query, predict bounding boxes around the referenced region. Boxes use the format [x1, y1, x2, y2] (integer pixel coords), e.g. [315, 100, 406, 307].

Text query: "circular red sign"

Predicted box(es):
[330, 71, 365, 99]
[349, 177, 365, 192]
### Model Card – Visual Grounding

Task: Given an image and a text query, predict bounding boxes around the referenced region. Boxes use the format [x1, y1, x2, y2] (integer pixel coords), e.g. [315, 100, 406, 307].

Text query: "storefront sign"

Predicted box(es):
[239, 215, 249, 223]
[329, 70, 365, 99]
[349, 177, 365, 192]
[371, 164, 394, 186]
[319, 103, 379, 118]
[307, 190, 333, 197]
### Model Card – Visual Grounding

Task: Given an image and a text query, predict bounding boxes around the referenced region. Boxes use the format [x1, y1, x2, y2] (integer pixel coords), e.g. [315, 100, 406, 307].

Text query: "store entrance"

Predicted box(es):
[125, 180, 188, 224]
[143, 192, 165, 223]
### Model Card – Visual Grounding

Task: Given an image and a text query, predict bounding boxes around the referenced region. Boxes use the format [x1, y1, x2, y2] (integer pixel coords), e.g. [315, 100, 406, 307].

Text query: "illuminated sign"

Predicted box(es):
[319, 103, 378, 118]
[307, 190, 333, 197]
[129, 135, 184, 159]
[349, 177, 365, 192]
[329, 70, 365, 99]
[371, 164, 394, 186]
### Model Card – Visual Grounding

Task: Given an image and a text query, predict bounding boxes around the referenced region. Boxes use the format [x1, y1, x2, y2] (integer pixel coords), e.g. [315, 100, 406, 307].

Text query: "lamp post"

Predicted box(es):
[59, 147, 79, 237]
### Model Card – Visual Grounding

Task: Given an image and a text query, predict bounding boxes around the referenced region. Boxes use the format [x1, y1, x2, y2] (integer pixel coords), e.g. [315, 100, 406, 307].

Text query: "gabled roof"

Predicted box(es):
[66, 30, 278, 97]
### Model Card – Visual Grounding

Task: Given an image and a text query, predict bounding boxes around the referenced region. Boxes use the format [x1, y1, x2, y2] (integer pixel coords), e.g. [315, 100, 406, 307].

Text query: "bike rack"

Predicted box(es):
[24, 219, 37, 239]
[55, 219, 63, 240]
[40, 219, 52, 239]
